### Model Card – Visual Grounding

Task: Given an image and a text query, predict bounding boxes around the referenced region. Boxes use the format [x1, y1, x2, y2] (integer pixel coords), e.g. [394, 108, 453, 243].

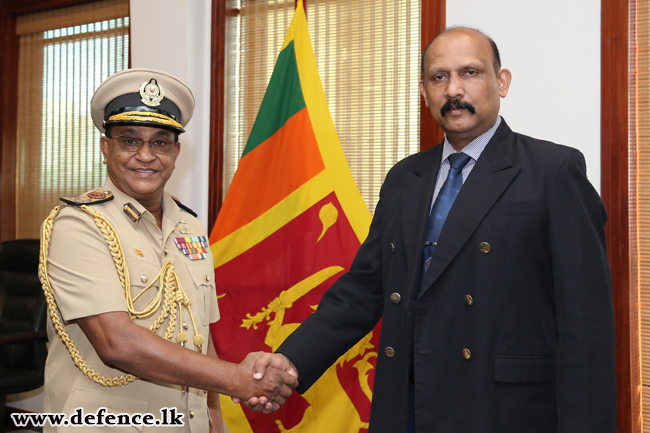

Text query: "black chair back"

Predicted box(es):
[0, 239, 47, 393]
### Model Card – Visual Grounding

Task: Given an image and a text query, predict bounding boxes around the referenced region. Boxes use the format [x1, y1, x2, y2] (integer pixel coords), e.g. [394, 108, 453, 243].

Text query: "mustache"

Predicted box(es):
[440, 98, 476, 117]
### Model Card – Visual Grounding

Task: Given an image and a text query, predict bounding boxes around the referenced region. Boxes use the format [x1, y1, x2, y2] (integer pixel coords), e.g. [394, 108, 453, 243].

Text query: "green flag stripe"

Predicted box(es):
[241, 40, 306, 159]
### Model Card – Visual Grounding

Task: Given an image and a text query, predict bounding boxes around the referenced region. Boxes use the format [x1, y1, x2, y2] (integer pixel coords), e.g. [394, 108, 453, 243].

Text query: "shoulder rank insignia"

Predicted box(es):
[175, 236, 208, 260]
[60, 190, 114, 206]
[171, 197, 198, 218]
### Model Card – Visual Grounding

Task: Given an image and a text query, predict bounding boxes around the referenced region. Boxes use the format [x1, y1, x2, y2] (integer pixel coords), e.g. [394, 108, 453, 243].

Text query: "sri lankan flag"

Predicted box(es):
[209, 1, 378, 432]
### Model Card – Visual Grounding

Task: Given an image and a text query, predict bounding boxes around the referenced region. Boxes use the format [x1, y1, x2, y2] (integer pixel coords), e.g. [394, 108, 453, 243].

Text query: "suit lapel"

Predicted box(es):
[419, 122, 521, 296]
[400, 145, 442, 279]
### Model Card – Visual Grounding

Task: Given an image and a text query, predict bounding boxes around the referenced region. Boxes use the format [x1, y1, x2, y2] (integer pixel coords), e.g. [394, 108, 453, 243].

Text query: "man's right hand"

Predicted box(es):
[233, 352, 298, 412]
[232, 352, 300, 413]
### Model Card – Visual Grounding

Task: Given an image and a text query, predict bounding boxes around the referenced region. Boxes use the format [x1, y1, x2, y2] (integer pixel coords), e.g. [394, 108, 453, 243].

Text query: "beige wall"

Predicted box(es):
[447, 0, 602, 191]
[130, 0, 212, 226]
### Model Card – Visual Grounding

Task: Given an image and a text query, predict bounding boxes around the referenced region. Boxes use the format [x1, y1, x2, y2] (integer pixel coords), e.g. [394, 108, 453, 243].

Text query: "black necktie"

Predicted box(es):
[421, 152, 472, 279]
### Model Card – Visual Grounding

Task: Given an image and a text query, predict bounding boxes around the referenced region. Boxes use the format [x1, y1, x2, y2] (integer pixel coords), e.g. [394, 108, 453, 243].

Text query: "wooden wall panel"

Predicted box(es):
[420, 0, 446, 151]
[0, 5, 18, 241]
[208, 0, 227, 230]
[601, 0, 634, 431]
[0, 0, 92, 15]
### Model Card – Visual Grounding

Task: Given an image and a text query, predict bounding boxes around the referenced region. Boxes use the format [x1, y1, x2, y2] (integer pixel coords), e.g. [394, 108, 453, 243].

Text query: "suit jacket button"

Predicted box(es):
[462, 348, 471, 360]
[465, 294, 473, 305]
[390, 293, 401, 304]
[385, 347, 395, 357]
[479, 242, 491, 253]
[390, 242, 395, 253]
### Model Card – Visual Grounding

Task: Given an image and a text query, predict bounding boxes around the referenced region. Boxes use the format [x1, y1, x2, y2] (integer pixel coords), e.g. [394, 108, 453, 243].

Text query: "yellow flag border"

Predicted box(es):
[211, 170, 333, 268]
[282, 0, 372, 243]
[220, 395, 255, 433]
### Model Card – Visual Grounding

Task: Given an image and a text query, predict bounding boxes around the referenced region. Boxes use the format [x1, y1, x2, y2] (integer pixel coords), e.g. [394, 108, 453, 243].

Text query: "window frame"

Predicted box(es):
[0, 0, 130, 241]
[601, 1, 634, 432]
[207, 0, 445, 228]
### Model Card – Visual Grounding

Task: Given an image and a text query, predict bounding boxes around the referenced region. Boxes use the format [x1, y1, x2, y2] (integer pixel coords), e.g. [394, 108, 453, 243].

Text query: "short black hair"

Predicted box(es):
[421, 27, 501, 80]
[104, 125, 179, 143]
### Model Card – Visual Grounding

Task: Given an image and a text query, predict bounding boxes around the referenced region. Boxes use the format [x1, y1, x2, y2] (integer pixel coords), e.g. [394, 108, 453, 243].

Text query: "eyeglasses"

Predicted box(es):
[110, 135, 177, 155]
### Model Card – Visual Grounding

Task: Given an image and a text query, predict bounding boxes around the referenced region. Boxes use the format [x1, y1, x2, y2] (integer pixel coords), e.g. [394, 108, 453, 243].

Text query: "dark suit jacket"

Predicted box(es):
[277, 120, 616, 433]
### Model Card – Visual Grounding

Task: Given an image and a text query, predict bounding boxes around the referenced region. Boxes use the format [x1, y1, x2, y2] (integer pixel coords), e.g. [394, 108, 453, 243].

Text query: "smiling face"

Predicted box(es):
[420, 28, 511, 150]
[100, 125, 180, 209]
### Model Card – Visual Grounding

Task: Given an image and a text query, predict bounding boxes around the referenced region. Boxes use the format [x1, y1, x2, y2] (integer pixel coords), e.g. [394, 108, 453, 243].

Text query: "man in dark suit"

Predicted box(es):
[243, 27, 616, 432]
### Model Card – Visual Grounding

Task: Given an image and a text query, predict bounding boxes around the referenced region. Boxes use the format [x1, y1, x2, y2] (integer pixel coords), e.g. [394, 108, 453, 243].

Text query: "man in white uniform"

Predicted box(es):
[41, 68, 296, 432]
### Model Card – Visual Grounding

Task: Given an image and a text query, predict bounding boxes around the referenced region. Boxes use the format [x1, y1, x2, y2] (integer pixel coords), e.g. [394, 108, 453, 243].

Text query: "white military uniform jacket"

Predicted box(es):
[43, 178, 220, 432]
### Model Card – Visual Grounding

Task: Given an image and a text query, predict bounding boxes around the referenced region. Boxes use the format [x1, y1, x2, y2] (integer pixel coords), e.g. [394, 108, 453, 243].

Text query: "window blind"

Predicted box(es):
[14, 0, 129, 239]
[223, 0, 421, 213]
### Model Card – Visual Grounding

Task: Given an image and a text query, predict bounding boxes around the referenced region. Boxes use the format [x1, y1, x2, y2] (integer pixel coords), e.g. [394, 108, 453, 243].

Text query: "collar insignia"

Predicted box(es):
[175, 236, 208, 260]
[140, 78, 165, 107]
[60, 190, 114, 206]
[123, 203, 142, 222]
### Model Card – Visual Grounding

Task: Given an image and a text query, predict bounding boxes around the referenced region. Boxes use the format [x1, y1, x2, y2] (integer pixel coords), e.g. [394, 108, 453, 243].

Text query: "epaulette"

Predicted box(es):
[172, 197, 198, 218]
[60, 190, 114, 206]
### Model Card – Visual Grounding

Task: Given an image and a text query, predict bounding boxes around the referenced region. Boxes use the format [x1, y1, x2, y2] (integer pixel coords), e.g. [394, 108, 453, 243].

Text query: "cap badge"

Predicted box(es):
[139, 78, 165, 107]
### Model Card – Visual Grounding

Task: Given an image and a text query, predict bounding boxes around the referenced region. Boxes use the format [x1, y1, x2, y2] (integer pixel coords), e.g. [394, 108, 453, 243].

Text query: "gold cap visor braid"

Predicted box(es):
[104, 111, 185, 133]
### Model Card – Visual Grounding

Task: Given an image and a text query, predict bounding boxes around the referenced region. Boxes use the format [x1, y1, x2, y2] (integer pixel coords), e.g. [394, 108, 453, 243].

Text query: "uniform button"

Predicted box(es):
[189, 410, 194, 419]
[141, 274, 148, 283]
[204, 275, 210, 282]
[164, 248, 169, 256]
[183, 322, 188, 330]
[384, 347, 395, 357]
[390, 293, 401, 304]
[479, 242, 491, 253]
[464, 294, 473, 305]
[462, 348, 471, 360]
[390, 243, 395, 253]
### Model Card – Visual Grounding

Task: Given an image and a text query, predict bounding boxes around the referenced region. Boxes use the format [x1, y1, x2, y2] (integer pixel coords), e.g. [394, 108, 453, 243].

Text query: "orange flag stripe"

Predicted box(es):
[210, 107, 324, 244]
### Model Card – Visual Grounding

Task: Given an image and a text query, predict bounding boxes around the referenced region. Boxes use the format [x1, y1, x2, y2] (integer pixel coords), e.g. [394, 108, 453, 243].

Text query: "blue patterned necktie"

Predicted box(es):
[421, 152, 472, 279]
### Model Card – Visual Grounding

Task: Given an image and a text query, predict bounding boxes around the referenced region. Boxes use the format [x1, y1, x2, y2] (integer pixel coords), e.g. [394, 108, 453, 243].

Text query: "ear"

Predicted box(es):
[173, 142, 181, 160]
[419, 81, 430, 107]
[100, 137, 109, 164]
[496, 68, 512, 98]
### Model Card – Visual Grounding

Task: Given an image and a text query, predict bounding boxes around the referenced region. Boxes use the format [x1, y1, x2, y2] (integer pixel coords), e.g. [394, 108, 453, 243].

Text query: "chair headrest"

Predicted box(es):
[0, 239, 40, 274]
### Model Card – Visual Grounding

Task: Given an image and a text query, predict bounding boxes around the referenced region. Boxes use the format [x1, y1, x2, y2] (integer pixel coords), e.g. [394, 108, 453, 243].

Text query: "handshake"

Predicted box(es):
[232, 351, 299, 413]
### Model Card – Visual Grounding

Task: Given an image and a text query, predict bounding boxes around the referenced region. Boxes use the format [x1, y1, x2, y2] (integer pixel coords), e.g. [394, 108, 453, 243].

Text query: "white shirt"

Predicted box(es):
[430, 116, 502, 210]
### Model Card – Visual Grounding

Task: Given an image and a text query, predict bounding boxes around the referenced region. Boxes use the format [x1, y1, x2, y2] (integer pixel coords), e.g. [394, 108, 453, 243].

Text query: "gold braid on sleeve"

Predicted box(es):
[39, 204, 204, 387]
